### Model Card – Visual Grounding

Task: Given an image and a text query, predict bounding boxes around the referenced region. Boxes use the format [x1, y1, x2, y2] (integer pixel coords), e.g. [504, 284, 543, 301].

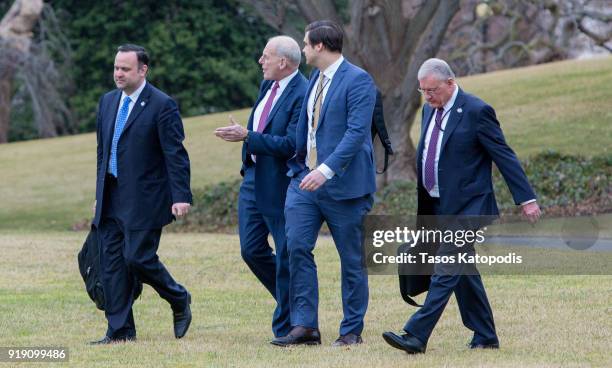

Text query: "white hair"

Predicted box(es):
[418, 58, 455, 81]
[269, 36, 301, 67]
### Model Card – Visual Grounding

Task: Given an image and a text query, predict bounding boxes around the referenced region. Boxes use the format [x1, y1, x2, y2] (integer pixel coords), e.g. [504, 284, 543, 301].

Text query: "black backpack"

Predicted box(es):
[78, 226, 143, 310]
[371, 89, 394, 174]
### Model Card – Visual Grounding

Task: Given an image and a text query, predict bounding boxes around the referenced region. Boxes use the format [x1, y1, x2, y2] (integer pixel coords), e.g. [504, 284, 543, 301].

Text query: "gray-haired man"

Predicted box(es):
[215, 36, 308, 340]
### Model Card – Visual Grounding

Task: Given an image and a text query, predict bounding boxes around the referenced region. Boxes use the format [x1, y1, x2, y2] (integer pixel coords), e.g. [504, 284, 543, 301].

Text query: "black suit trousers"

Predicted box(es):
[98, 175, 189, 337]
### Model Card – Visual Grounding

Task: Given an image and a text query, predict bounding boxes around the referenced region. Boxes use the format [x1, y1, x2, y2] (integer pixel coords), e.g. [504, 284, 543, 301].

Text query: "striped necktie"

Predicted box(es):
[307, 74, 326, 170]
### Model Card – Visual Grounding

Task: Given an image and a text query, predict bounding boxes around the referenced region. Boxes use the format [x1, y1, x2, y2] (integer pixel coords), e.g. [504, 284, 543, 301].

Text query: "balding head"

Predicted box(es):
[259, 36, 301, 81]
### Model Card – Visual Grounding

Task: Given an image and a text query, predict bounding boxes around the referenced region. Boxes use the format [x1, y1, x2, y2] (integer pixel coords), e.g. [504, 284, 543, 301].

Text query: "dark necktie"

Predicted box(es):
[424, 108, 444, 191]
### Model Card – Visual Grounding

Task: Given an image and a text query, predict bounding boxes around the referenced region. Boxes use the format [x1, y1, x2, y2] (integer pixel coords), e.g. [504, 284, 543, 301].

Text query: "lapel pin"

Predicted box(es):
[457, 107, 463, 113]
[140, 101, 146, 107]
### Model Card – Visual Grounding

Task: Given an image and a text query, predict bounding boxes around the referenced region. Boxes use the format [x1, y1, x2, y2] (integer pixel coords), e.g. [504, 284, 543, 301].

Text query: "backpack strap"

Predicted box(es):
[372, 88, 394, 174]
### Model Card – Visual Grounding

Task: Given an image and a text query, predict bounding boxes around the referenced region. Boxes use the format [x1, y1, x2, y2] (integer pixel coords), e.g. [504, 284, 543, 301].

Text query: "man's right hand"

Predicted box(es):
[521, 201, 541, 224]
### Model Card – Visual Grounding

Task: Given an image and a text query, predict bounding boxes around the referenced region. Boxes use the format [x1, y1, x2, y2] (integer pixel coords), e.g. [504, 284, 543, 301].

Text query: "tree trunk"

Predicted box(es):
[243, 0, 461, 183]
[0, 66, 13, 143]
[0, 0, 44, 143]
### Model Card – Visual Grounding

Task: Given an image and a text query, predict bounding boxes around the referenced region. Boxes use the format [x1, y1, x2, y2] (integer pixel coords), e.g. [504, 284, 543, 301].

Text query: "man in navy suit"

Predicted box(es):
[382, 58, 541, 354]
[271, 21, 377, 347]
[215, 36, 307, 340]
[91, 44, 193, 344]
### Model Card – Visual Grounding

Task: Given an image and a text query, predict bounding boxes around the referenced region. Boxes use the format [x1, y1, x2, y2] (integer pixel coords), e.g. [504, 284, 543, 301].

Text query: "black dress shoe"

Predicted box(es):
[332, 333, 363, 347]
[270, 326, 321, 346]
[468, 342, 499, 349]
[382, 331, 426, 354]
[89, 335, 136, 345]
[173, 293, 192, 339]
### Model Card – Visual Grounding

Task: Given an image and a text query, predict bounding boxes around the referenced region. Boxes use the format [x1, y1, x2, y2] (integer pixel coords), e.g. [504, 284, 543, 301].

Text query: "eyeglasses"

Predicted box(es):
[417, 81, 448, 95]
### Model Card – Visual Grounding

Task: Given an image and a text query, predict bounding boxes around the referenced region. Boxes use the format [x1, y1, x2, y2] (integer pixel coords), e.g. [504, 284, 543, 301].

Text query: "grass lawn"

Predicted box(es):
[0, 56, 611, 232]
[0, 231, 610, 367]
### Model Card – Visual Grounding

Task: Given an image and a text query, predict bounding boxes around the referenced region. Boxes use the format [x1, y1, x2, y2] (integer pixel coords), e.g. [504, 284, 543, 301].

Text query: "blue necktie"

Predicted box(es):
[108, 96, 132, 177]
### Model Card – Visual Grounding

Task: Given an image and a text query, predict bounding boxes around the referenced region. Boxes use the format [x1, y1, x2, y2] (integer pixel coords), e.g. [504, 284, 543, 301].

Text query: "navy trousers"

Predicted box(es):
[404, 195, 498, 346]
[238, 167, 291, 337]
[98, 175, 189, 338]
[284, 174, 372, 336]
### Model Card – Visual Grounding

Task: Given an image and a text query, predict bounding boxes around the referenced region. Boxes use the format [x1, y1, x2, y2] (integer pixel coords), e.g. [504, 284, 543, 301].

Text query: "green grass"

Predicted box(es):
[0, 231, 610, 367]
[1, 56, 611, 231]
[0, 108, 249, 231]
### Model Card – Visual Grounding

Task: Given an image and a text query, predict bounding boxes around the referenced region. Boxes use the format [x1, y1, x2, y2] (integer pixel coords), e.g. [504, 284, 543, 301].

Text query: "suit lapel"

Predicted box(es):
[262, 73, 300, 132]
[103, 90, 122, 155]
[318, 60, 348, 129]
[418, 105, 435, 159]
[440, 89, 466, 152]
[121, 83, 152, 135]
[248, 80, 273, 131]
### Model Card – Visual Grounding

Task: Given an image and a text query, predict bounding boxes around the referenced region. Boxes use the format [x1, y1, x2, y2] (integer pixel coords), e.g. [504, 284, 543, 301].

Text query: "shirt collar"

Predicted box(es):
[276, 69, 299, 90]
[322, 55, 344, 80]
[121, 80, 147, 104]
[442, 84, 459, 112]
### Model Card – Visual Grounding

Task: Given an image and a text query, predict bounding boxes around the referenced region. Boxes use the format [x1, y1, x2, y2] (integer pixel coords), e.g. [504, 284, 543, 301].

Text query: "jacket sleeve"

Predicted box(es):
[96, 96, 104, 178]
[476, 104, 536, 204]
[157, 98, 193, 204]
[323, 72, 376, 176]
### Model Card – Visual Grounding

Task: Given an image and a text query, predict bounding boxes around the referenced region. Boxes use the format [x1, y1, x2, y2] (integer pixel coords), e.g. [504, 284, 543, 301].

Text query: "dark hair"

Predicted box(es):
[117, 44, 149, 68]
[305, 20, 343, 53]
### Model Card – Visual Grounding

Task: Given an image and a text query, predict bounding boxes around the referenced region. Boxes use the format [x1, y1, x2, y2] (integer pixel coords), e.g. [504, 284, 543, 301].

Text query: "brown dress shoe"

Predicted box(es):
[270, 326, 321, 346]
[332, 333, 363, 347]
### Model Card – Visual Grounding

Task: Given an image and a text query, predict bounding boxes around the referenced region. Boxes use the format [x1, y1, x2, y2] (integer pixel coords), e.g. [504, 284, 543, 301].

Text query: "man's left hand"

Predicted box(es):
[172, 203, 191, 218]
[521, 201, 541, 224]
[214, 115, 248, 142]
[299, 170, 327, 191]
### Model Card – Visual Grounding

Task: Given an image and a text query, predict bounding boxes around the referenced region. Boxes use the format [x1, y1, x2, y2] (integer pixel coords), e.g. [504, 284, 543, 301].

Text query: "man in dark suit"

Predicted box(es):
[214, 36, 307, 340]
[91, 44, 193, 344]
[382, 58, 541, 354]
[271, 21, 377, 347]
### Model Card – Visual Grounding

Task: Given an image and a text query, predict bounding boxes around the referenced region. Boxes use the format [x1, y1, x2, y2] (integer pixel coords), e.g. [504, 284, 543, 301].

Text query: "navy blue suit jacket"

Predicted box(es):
[242, 72, 308, 217]
[93, 82, 192, 229]
[287, 60, 377, 200]
[416, 88, 536, 215]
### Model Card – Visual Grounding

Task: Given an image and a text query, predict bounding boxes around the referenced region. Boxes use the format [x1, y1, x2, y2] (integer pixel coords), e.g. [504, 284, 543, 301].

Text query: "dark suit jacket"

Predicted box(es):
[416, 88, 536, 216]
[287, 60, 377, 200]
[242, 72, 308, 217]
[93, 82, 192, 230]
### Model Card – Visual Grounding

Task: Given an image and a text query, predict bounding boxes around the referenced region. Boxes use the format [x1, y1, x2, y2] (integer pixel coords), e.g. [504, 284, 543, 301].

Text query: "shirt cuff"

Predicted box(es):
[520, 199, 536, 206]
[317, 164, 334, 180]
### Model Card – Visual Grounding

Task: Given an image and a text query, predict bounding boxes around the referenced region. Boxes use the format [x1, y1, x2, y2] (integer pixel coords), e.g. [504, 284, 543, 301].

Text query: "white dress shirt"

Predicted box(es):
[421, 84, 459, 198]
[306, 55, 345, 179]
[116, 79, 147, 122]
